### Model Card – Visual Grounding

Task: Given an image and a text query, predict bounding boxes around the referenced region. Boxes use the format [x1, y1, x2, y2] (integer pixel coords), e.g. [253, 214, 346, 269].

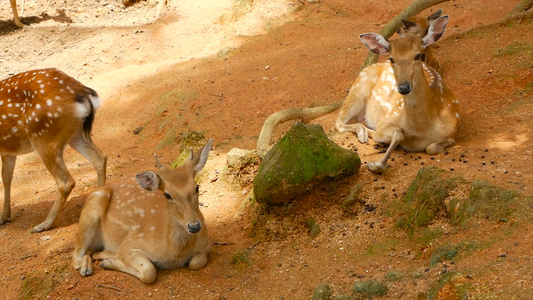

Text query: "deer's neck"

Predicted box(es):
[402, 67, 435, 116]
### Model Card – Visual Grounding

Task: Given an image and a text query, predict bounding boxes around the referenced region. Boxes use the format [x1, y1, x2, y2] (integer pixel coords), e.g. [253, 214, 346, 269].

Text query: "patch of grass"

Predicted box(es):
[312, 284, 333, 300]
[305, 218, 321, 238]
[19, 276, 54, 300]
[231, 249, 251, 268]
[386, 271, 402, 282]
[364, 239, 398, 257]
[395, 167, 457, 237]
[352, 280, 387, 299]
[495, 41, 533, 57]
[156, 127, 179, 150]
[468, 180, 518, 221]
[425, 272, 459, 300]
[429, 245, 459, 267]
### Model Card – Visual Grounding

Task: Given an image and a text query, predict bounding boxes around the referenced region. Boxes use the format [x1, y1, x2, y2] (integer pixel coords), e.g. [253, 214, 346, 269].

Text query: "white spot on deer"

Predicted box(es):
[46, 100, 53, 106]
[36, 104, 41, 110]
[151, 209, 156, 215]
[131, 224, 140, 231]
[0, 101, 3, 105]
[7, 103, 12, 107]
[455, 113, 460, 119]
[150, 226, 156, 232]
[1, 115, 6, 119]
[11, 127, 17, 133]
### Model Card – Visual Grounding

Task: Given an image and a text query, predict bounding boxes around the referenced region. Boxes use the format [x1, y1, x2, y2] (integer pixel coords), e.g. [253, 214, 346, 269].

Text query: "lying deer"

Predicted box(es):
[73, 139, 212, 284]
[0, 68, 107, 232]
[335, 15, 459, 173]
[8, 0, 24, 27]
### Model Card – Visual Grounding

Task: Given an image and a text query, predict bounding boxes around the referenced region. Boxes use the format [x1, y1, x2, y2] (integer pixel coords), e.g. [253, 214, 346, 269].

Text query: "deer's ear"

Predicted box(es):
[135, 171, 161, 191]
[422, 15, 448, 48]
[360, 33, 390, 55]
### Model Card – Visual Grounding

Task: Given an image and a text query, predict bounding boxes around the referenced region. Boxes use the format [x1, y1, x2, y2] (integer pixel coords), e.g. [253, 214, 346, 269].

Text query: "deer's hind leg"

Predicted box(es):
[335, 68, 378, 143]
[69, 131, 107, 187]
[73, 187, 112, 276]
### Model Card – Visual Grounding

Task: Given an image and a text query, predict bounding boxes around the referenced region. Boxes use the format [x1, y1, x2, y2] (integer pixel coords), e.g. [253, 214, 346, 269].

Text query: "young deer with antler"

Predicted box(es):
[0, 68, 107, 232]
[335, 15, 459, 173]
[73, 140, 212, 284]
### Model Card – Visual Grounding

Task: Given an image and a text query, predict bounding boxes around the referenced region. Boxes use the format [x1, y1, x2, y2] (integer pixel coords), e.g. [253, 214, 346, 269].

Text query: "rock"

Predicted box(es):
[253, 123, 360, 205]
[227, 148, 260, 169]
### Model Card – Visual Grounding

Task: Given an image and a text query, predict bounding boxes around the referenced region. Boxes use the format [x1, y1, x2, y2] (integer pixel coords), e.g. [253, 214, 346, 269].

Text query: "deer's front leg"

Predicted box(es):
[1, 155, 16, 225]
[189, 252, 208, 270]
[101, 248, 157, 284]
[367, 126, 404, 173]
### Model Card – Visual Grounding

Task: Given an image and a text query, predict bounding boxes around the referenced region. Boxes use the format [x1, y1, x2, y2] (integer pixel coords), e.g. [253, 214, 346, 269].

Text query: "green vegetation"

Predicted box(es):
[312, 284, 333, 300]
[231, 249, 251, 268]
[305, 218, 322, 238]
[352, 280, 387, 299]
[19, 276, 54, 300]
[495, 41, 533, 57]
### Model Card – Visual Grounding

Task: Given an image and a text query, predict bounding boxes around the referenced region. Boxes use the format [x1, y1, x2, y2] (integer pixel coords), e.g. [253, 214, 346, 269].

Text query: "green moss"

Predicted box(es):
[395, 167, 457, 235]
[468, 180, 518, 221]
[312, 284, 333, 300]
[352, 280, 387, 299]
[19, 276, 54, 300]
[305, 218, 322, 238]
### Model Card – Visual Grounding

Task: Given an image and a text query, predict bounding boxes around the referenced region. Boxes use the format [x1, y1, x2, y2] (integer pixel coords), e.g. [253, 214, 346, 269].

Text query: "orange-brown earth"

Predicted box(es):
[0, 0, 531, 299]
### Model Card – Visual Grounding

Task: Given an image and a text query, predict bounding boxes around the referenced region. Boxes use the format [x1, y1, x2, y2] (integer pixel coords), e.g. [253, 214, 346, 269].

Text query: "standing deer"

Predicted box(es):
[0, 68, 107, 232]
[73, 139, 212, 284]
[335, 15, 459, 173]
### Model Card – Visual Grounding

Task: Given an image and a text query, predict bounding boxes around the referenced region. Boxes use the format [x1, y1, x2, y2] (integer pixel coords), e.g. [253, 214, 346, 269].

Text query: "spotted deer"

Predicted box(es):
[0, 68, 107, 232]
[335, 15, 459, 173]
[73, 139, 212, 284]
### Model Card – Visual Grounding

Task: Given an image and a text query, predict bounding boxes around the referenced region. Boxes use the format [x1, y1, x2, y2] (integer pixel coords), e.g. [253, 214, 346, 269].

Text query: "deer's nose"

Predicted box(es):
[398, 83, 411, 95]
[187, 221, 202, 234]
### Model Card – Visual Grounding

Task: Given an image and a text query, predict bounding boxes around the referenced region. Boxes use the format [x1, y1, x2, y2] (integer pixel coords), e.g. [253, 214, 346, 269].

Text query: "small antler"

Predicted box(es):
[154, 154, 164, 168]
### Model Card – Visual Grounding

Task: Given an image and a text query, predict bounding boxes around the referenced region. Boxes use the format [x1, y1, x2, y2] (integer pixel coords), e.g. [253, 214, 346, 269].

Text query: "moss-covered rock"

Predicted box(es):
[395, 167, 458, 235]
[253, 123, 360, 205]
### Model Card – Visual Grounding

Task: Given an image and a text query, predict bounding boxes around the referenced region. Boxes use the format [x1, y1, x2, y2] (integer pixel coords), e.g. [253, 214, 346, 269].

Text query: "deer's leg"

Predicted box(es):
[100, 248, 157, 284]
[9, 0, 24, 27]
[426, 138, 455, 155]
[0, 155, 17, 225]
[69, 134, 107, 186]
[335, 68, 379, 143]
[31, 143, 75, 233]
[189, 252, 208, 270]
[368, 127, 404, 173]
[73, 188, 111, 275]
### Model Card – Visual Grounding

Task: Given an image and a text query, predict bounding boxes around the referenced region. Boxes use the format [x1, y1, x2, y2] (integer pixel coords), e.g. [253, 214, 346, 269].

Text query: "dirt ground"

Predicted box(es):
[0, 0, 532, 299]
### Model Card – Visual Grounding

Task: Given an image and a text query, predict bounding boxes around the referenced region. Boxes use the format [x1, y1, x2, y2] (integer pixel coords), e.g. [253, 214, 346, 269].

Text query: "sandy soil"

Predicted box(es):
[0, 0, 532, 299]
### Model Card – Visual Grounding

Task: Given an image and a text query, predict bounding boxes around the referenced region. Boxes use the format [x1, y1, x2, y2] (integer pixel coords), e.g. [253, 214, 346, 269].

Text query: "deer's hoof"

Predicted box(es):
[367, 161, 386, 173]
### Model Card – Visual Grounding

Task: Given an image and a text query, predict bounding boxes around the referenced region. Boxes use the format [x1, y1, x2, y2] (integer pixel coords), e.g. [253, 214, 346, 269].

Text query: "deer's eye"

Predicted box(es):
[415, 54, 422, 61]
[164, 193, 172, 200]
[389, 57, 395, 64]
[195, 185, 200, 194]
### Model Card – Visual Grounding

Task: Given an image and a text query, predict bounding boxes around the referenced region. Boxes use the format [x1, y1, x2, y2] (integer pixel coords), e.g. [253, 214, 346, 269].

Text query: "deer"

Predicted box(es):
[335, 15, 459, 173]
[72, 139, 212, 284]
[397, 9, 443, 71]
[8, 0, 24, 27]
[0, 68, 107, 232]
